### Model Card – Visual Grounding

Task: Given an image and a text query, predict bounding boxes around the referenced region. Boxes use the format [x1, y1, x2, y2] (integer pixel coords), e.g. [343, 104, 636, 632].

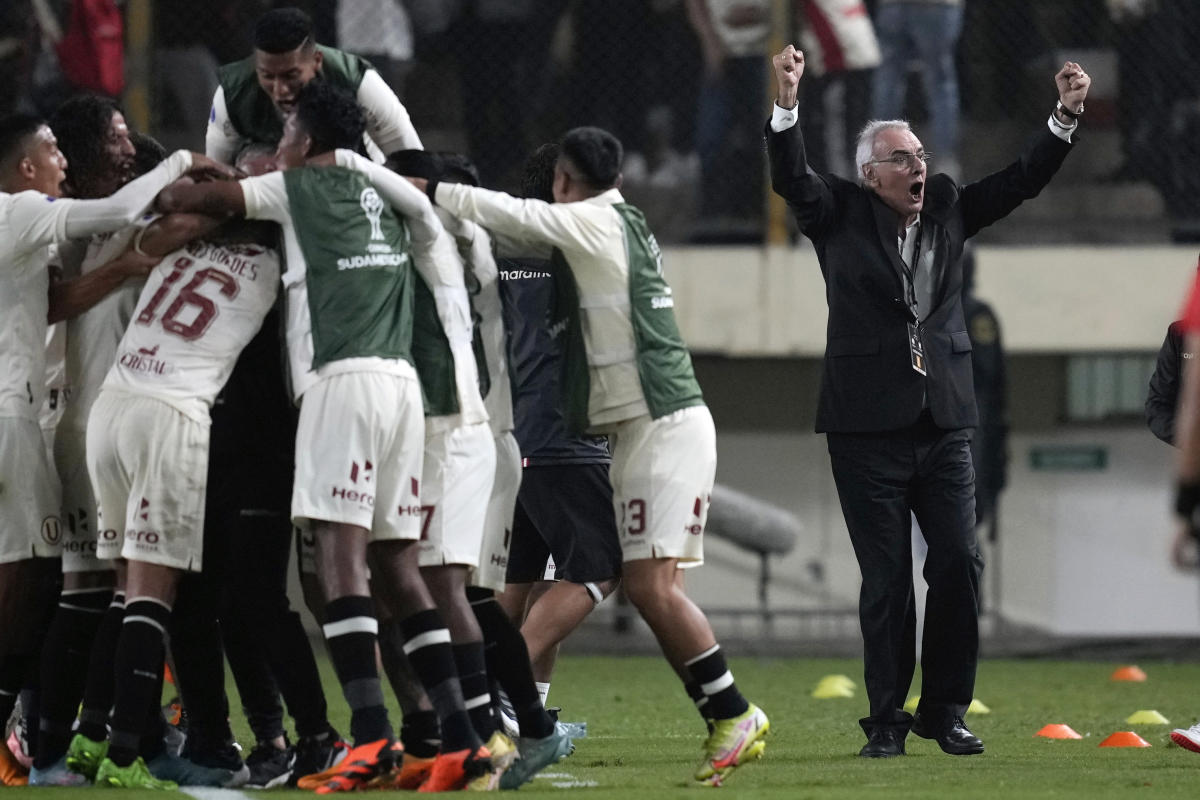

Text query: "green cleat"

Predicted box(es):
[65, 734, 108, 782]
[95, 756, 178, 790]
[694, 703, 769, 787]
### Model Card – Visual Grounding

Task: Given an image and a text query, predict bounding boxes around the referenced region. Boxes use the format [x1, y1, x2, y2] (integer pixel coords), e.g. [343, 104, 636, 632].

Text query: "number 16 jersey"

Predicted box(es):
[102, 238, 281, 424]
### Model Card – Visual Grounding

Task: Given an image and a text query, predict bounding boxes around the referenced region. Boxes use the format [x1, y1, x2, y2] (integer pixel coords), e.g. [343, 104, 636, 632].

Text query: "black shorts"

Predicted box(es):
[506, 462, 622, 585]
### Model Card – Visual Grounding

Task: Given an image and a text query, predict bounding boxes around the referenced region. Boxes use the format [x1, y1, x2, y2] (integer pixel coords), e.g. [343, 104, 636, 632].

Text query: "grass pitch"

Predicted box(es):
[13, 655, 1200, 798]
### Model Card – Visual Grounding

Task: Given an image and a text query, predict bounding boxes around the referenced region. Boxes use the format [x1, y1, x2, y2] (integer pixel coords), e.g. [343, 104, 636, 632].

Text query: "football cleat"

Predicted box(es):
[65, 733, 108, 782]
[95, 756, 178, 790]
[1171, 722, 1200, 754]
[0, 738, 29, 786]
[293, 729, 350, 789]
[29, 755, 90, 786]
[313, 738, 394, 794]
[499, 726, 573, 790]
[416, 746, 492, 793]
[395, 751, 436, 790]
[694, 703, 769, 787]
[467, 731, 517, 791]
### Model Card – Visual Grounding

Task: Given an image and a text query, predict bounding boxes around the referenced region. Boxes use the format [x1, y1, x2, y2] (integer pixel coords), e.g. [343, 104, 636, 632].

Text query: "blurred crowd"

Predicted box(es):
[3, 0, 1200, 241]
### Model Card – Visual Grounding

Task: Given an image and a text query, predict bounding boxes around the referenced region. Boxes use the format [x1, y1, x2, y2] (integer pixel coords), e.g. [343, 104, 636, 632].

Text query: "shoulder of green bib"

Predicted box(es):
[315, 45, 373, 89]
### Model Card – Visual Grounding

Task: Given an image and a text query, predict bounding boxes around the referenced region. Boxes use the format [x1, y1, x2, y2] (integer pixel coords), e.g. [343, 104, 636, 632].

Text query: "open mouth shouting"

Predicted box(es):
[909, 179, 924, 204]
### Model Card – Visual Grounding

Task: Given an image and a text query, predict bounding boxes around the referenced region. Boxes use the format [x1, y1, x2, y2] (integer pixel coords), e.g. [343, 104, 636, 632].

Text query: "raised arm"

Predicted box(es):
[205, 86, 242, 165]
[156, 178, 247, 219]
[429, 182, 612, 256]
[765, 45, 836, 236]
[61, 151, 238, 240]
[959, 62, 1090, 239]
[357, 70, 423, 155]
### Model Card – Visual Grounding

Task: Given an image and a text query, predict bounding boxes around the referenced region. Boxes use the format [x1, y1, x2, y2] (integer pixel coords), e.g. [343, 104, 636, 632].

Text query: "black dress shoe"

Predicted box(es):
[858, 728, 905, 758]
[911, 715, 984, 755]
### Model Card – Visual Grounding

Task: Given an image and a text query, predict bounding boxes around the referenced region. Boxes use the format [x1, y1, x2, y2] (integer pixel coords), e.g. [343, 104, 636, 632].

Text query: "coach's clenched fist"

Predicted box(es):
[772, 45, 804, 110]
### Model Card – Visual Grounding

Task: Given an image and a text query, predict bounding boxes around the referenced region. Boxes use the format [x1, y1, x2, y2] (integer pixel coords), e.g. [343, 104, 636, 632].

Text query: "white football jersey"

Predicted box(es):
[0, 191, 77, 420]
[103, 238, 281, 423]
[59, 221, 151, 430]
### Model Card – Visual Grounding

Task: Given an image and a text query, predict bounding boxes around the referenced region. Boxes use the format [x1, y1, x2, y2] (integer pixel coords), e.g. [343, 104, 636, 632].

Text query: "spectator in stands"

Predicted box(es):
[335, 0, 414, 97]
[796, 0, 880, 177]
[685, 0, 769, 229]
[871, 0, 964, 177]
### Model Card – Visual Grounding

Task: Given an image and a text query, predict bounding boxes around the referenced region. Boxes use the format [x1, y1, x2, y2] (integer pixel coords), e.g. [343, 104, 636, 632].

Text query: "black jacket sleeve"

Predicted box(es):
[1146, 322, 1183, 446]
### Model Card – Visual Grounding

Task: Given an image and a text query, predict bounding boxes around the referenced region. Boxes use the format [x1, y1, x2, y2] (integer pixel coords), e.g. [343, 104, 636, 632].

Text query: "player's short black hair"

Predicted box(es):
[293, 80, 365, 155]
[386, 149, 480, 186]
[520, 143, 559, 202]
[130, 131, 166, 176]
[254, 7, 315, 54]
[0, 113, 45, 170]
[559, 126, 622, 190]
[49, 94, 124, 191]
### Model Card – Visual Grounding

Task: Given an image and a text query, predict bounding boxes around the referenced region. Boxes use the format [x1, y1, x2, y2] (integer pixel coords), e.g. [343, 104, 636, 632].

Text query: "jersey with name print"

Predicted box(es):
[103, 238, 281, 423]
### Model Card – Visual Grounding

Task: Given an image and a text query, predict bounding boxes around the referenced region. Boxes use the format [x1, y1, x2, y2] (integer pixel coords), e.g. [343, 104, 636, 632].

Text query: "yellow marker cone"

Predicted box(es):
[1111, 665, 1147, 682]
[1035, 724, 1083, 739]
[903, 695, 919, 713]
[811, 682, 855, 699]
[814, 674, 856, 691]
[1126, 710, 1170, 725]
[968, 699, 991, 715]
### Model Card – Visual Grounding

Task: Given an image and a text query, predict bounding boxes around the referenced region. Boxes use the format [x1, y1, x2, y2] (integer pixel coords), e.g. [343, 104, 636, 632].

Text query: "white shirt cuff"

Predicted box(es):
[770, 103, 799, 133]
[1047, 114, 1076, 143]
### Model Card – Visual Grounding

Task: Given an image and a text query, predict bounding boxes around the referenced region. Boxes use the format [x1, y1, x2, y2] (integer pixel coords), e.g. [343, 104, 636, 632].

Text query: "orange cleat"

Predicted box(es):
[395, 752, 436, 790]
[416, 746, 492, 793]
[313, 739, 394, 794]
[0, 740, 29, 786]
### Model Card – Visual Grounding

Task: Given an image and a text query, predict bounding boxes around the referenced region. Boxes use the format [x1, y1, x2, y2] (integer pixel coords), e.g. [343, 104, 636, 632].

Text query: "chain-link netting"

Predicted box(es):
[3, 0, 1199, 242]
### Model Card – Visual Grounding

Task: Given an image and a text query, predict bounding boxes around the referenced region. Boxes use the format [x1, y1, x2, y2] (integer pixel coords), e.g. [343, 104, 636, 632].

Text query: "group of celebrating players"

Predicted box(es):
[0, 6, 768, 793]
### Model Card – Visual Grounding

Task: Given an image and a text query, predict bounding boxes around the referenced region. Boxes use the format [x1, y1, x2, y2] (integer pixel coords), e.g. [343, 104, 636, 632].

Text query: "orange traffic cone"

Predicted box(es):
[1035, 724, 1082, 740]
[1099, 731, 1151, 747]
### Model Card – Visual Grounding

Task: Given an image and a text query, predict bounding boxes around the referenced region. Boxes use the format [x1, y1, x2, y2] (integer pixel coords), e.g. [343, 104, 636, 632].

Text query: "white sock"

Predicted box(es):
[535, 681, 551, 706]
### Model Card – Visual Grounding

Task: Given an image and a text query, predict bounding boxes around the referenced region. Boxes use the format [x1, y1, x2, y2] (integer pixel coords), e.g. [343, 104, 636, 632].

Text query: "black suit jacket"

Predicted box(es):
[767, 119, 1072, 433]
[1146, 320, 1187, 446]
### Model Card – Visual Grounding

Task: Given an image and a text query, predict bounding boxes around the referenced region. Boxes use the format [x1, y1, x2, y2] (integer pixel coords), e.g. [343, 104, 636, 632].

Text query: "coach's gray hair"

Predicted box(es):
[854, 120, 912, 186]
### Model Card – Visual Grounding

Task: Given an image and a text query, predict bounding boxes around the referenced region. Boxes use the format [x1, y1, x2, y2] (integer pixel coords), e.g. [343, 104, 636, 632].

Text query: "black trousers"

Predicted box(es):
[827, 412, 983, 736]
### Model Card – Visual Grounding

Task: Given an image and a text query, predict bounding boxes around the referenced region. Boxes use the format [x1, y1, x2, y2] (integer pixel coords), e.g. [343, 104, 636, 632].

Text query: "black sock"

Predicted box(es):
[139, 670, 166, 762]
[684, 681, 711, 723]
[33, 587, 111, 768]
[684, 645, 749, 721]
[266, 610, 329, 739]
[399, 710, 440, 759]
[77, 591, 125, 742]
[108, 598, 171, 768]
[470, 590, 553, 740]
[399, 609, 479, 753]
[0, 655, 26, 723]
[322, 596, 391, 746]
[452, 642, 495, 741]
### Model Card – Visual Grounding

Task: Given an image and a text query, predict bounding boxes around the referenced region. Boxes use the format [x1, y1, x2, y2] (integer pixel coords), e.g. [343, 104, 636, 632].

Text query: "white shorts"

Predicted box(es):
[86, 392, 208, 571]
[471, 431, 522, 591]
[608, 405, 716, 565]
[54, 422, 116, 573]
[418, 421, 495, 569]
[0, 415, 62, 563]
[292, 371, 425, 542]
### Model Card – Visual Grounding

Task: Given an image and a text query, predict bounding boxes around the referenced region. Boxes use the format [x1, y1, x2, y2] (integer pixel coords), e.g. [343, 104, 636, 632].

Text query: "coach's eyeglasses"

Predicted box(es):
[870, 151, 932, 170]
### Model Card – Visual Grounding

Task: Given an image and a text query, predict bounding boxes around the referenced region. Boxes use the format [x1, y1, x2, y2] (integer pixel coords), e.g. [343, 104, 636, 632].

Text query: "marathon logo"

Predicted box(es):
[119, 350, 173, 376]
[499, 269, 551, 281]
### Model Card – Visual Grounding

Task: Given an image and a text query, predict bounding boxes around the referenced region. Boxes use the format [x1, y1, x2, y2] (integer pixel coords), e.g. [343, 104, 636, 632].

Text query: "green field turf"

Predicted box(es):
[11, 655, 1200, 798]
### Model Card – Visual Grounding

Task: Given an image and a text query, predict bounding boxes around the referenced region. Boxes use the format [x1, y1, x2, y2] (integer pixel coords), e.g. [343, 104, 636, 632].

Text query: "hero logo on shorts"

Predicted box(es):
[332, 460, 375, 508]
[360, 188, 385, 241]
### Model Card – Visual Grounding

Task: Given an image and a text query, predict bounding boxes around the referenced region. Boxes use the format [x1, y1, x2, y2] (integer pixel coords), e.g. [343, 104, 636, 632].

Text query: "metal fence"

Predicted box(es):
[3, 0, 1200, 243]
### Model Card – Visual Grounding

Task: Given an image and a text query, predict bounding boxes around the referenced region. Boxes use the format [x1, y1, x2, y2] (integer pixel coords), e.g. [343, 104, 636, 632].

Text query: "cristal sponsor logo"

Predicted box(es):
[498, 269, 551, 280]
[360, 187, 386, 240]
[119, 349, 172, 375]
